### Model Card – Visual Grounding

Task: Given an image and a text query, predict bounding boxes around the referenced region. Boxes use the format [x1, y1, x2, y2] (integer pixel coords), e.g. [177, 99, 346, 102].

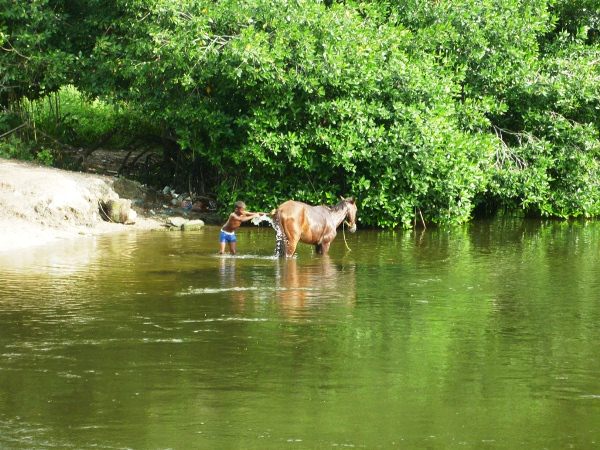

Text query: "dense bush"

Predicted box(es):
[0, 135, 54, 166]
[2, 0, 599, 227]
[28, 86, 158, 150]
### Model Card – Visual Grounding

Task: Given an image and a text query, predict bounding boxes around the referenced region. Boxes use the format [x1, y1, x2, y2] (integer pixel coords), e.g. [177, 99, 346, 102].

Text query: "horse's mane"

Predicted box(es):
[328, 199, 350, 212]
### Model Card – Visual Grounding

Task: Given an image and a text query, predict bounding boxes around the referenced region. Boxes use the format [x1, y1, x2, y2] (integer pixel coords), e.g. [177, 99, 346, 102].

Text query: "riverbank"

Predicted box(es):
[0, 159, 180, 253]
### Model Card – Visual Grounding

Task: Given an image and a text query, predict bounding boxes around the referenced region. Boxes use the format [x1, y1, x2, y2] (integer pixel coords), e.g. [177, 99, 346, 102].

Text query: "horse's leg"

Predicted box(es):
[320, 241, 331, 255]
[315, 243, 323, 254]
[282, 219, 300, 257]
[286, 239, 299, 257]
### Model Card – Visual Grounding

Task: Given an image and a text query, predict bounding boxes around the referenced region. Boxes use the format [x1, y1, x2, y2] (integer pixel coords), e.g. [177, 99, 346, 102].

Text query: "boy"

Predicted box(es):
[219, 201, 264, 254]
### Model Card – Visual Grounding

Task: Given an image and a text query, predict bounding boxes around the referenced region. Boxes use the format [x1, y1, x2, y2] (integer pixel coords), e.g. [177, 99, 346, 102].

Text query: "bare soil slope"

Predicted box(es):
[0, 159, 164, 253]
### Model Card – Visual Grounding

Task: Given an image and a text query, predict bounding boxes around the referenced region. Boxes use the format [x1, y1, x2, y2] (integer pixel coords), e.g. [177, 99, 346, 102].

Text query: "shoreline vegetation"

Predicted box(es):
[1, 1, 599, 228]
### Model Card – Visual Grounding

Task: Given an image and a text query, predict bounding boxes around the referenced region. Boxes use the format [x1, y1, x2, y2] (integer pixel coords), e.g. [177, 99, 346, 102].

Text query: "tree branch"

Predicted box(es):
[0, 123, 27, 139]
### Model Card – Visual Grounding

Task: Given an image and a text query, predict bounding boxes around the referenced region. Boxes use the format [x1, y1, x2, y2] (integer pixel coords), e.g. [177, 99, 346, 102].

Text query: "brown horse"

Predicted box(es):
[273, 197, 357, 257]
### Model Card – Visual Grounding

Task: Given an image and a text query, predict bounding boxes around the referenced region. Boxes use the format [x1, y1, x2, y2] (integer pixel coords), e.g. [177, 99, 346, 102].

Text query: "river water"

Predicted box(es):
[1, 220, 599, 449]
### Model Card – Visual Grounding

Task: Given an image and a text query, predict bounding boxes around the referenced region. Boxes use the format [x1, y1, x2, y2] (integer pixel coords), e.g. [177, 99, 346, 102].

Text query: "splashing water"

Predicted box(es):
[272, 217, 287, 257]
[250, 214, 286, 256]
[250, 214, 273, 226]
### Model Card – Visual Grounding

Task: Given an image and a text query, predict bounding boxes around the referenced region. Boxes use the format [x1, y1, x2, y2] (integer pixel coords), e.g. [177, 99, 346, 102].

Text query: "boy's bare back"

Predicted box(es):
[221, 212, 246, 232]
[221, 201, 263, 232]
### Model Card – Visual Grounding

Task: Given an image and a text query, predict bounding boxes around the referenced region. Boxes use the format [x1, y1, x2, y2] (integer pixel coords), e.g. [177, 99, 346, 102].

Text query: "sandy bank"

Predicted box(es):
[0, 159, 167, 253]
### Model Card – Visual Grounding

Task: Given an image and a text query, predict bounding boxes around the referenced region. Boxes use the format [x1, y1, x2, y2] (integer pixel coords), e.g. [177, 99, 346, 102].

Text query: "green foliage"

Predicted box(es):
[549, 0, 600, 44]
[75, 0, 497, 226]
[0, 0, 74, 104]
[35, 148, 54, 166]
[27, 86, 157, 149]
[0, 136, 34, 160]
[395, 0, 551, 100]
[0, 136, 53, 165]
[3, 0, 600, 227]
[491, 27, 600, 218]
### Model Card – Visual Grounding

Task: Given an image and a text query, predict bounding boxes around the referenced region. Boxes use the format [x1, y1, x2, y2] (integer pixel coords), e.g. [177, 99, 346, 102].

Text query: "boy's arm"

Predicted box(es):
[231, 212, 260, 222]
[242, 211, 263, 219]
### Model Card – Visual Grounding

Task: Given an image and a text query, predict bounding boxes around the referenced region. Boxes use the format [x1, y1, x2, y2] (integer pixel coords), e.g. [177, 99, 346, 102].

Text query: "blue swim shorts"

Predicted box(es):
[219, 229, 237, 243]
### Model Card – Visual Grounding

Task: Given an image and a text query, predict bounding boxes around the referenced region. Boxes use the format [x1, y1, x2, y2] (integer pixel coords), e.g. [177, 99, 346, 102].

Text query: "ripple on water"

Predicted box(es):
[177, 286, 316, 295]
[179, 317, 269, 323]
[214, 253, 280, 260]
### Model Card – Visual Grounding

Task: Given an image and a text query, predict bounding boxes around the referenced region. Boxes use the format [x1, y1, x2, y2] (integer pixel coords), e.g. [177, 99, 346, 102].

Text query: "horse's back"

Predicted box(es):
[277, 200, 307, 212]
[277, 200, 308, 221]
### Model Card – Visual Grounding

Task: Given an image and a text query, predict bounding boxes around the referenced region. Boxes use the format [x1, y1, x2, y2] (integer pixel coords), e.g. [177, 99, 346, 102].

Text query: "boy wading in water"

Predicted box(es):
[219, 201, 265, 254]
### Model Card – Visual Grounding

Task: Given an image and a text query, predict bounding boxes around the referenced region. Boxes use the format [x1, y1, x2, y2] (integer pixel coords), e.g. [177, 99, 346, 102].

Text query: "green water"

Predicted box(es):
[1, 220, 599, 449]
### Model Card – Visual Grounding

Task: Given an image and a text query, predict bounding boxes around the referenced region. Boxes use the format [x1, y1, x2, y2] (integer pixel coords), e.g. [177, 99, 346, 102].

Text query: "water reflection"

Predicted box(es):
[217, 255, 252, 308]
[1, 222, 600, 449]
[0, 236, 100, 277]
[275, 256, 356, 318]
[211, 254, 358, 319]
[218, 255, 237, 285]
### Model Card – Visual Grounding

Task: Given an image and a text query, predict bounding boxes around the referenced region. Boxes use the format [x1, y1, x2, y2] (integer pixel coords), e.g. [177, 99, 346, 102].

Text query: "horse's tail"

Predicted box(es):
[271, 212, 287, 257]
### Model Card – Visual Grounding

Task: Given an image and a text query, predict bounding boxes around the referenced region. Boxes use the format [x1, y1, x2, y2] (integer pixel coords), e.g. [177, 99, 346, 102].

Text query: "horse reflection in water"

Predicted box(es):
[275, 256, 356, 318]
[272, 198, 357, 257]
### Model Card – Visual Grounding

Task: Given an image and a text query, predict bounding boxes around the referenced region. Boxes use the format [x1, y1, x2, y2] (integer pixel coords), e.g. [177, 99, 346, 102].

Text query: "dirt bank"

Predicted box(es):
[0, 159, 171, 253]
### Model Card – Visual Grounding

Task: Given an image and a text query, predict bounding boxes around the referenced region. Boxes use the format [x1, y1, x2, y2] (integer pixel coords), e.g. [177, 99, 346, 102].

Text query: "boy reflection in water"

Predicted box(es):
[219, 200, 266, 255]
[219, 256, 247, 311]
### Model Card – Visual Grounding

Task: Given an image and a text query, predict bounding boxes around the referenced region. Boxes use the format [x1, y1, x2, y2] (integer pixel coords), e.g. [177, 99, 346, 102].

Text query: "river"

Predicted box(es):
[1, 220, 599, 448]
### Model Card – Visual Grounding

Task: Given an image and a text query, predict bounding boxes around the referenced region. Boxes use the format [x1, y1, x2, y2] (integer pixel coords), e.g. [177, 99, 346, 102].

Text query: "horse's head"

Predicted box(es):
[343, 197, 357, 233]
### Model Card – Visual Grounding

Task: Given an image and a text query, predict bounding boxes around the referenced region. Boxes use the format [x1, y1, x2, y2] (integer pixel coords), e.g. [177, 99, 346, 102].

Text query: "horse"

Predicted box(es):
[272, 197, 357, 257]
